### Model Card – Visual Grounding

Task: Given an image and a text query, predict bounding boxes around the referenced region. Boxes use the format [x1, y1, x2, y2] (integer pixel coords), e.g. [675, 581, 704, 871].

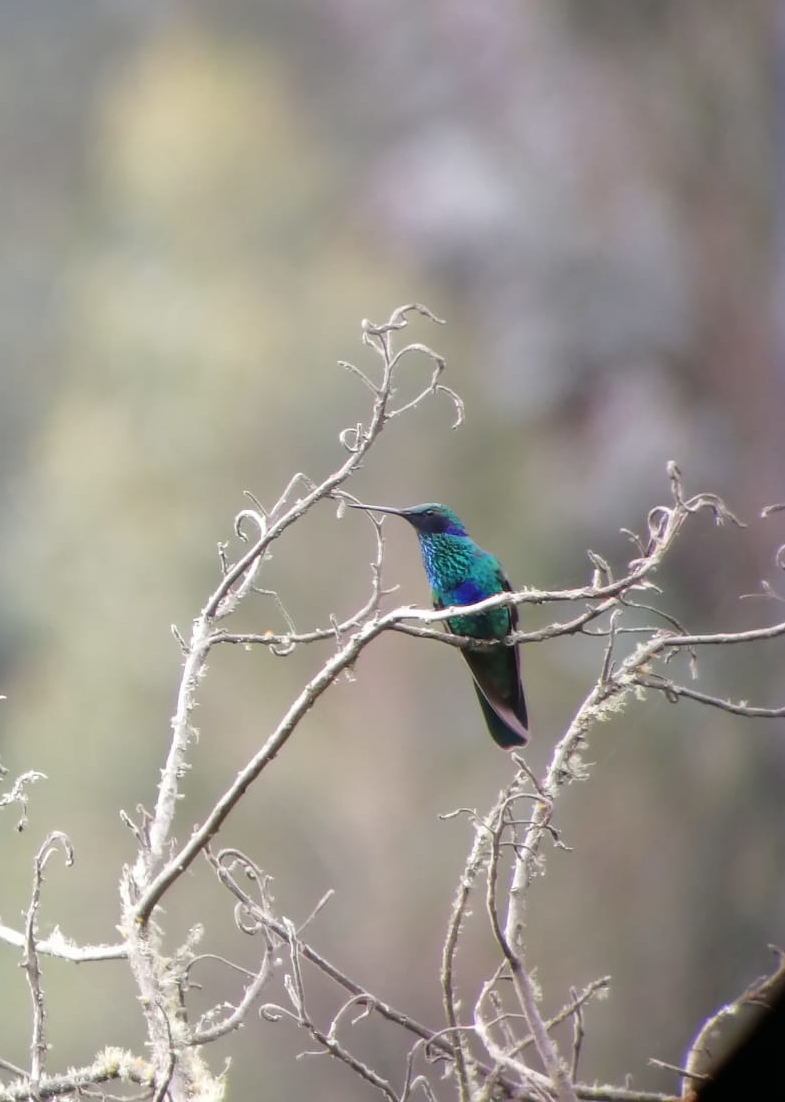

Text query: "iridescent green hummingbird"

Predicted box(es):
[349, 502, 528, 749]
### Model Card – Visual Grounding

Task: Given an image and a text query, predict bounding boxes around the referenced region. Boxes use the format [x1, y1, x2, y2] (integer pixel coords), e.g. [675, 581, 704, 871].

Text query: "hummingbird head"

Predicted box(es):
[349, 502, 468, 537]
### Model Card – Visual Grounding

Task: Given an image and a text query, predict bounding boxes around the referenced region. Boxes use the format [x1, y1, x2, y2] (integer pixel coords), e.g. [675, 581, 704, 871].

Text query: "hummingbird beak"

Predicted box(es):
[347, 503, 406, 517]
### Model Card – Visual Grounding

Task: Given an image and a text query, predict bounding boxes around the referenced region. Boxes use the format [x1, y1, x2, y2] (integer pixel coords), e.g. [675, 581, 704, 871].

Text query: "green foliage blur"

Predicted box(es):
[0, 4, 781, 1098]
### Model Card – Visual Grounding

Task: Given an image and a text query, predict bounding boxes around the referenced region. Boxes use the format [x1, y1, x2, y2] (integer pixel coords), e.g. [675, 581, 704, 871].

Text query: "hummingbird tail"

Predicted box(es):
[472, 684, 528, 749]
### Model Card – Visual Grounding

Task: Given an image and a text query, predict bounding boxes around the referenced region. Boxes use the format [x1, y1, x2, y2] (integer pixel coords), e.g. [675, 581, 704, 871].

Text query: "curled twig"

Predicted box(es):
[0, 770, 47, 833]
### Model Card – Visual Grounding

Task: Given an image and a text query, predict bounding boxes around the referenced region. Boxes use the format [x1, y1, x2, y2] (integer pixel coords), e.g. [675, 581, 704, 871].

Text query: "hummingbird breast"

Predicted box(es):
[418, 534, 509, 640]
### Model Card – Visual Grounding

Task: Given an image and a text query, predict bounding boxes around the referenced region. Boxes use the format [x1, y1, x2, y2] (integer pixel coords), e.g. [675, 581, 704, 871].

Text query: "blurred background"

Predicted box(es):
[0, 1, 783, 1097]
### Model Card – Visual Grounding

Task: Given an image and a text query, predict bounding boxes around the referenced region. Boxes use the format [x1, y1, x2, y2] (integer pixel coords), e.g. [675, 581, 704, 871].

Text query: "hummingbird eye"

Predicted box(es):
[425, 509, 435, 517]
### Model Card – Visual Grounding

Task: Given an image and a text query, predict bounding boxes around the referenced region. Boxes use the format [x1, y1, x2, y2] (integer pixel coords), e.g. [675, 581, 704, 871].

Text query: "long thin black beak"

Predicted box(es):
[347, 502, 406, 517]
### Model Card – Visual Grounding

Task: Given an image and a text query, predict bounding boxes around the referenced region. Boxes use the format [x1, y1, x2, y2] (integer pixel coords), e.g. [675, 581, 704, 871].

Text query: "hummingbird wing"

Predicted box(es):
[436, 568, 528, 749]
[499, 571, 528, 730]
[469, 570, 528, 747]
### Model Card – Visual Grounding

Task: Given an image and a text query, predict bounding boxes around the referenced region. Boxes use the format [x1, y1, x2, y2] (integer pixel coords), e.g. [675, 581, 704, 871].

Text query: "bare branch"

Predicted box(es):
[441, 800, 500, 1102]
[0, 1051, 155, 1102]
[569, 987, 586, 1082]
[280, 920, 401, 1102]
[483, 799, 579, 1102]
[9, 301, 783, 1102]
[126, 304, 457, 944]
[635, 675, 785, 718]
[133, 614, 392, 926]
[209, 847, 452, 1058]
[0, 923, 126, 962]
[22, 832, 74, 1089]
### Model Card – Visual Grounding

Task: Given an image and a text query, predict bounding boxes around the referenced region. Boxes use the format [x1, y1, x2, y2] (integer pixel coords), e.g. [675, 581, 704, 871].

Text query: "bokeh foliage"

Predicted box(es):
[0, 4, 781, 1099]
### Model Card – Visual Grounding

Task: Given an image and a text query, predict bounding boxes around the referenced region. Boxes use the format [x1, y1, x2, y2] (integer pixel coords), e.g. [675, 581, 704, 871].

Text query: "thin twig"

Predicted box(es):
[569, 987, 585, 1081]
[635, 675, 785, 718]
[22, 833, 74, 1089]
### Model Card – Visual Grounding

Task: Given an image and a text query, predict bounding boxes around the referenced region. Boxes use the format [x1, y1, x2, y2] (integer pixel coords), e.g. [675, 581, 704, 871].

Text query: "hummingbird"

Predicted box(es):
[349, 502, 528, 749]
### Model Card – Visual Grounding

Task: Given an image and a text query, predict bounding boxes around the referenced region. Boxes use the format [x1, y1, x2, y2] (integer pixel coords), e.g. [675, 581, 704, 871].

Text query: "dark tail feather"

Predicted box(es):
[472, 684, 528, 749]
